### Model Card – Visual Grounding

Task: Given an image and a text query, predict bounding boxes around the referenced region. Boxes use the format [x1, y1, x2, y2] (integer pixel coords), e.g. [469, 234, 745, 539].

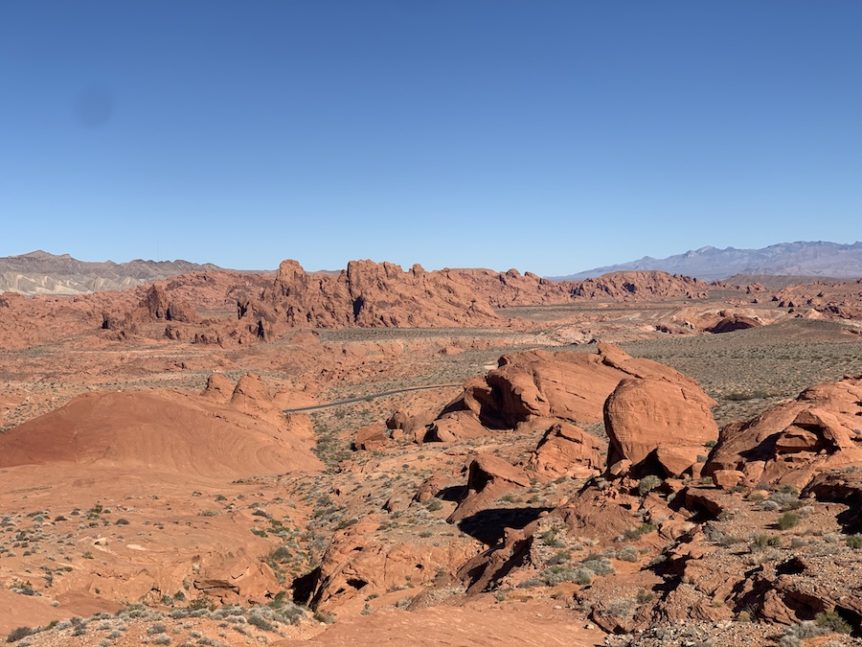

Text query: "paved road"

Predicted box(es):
[283, 382, 461, 414]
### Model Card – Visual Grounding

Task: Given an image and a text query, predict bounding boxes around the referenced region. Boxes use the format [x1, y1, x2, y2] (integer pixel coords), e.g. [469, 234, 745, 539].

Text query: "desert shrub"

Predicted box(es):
[616, 546, 639, 562]
[784, 621, 827, 640]
[623, 523, 656, 541]
[573, 568, 593, 586]
[540, 566, 581, 586]
[815, 610, 852, 634]
[777, 512, 800, 530]
[846, 534, 862, 549]
[313, 610, 336, 624]
[605, 599, 634, 619]
[272, 603, 304, 626]
[6, 626, 35, 643]
[247, 614, 274, 631]
[636, 589, 655, 604]
[779, 633, 801, 647]
[751, 534, 780, 550]
[538, 530, 565, 548]
[545, 550, 569, 566]
[638, 475, 662, 496]
[771, 492, 804, 511]
[581, 556, 614, 576]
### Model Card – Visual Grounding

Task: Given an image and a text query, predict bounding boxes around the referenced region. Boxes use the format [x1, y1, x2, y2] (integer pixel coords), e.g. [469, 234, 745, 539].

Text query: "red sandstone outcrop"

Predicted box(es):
[301, 516, 476, 613]
[604, 377, 718, 477]
[571, 271, 709, 301]
[704, 314, 762, 333]
[0, 376, 321, 479]
[803, 468, 862, 532]
[260, 259, 503, 328]
[449, 454, 531, 523]
[436, 343, 705, 432]
[528, 420, 606, 479]
[704, 376, 862, 488]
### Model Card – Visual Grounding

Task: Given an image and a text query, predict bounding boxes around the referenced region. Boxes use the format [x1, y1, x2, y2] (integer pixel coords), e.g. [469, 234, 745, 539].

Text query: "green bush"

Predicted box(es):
[247, 614, 274, 631]
[6, 627, 35, 643]
[777, 512, 800, 530]
[314, 610, 336, 624]
[638, 475, 662, 496]
[623, 523, 656, 541]
[636, 589, 655, 604]
[581, 556, 614, 576]
[846, 534, 862, 549]
[751, 534, 780, 550]
[815, 610, 852, 634]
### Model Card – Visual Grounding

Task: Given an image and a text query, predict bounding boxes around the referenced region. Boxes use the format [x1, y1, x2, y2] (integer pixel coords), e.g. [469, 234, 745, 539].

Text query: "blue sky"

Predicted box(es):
[1, 1, 860, 275]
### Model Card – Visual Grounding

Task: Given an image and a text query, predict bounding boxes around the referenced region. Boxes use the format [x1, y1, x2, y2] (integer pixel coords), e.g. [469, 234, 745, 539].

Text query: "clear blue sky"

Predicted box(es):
[1, 1, 860, 275]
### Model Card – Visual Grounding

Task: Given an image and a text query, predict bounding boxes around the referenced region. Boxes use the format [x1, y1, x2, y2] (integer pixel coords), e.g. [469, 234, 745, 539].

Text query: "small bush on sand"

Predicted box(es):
[638, 475, 662, 496]
[777, 512, 800, 530]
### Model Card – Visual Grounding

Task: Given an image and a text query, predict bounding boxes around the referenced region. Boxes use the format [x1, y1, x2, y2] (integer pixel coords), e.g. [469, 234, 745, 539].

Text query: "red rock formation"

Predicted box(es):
[704, 314, 762, 334]
[259, 259, 506, 328]
[449, 454, 531, 523]
[0, 378, 321, 479]
[704, 376, 862, 488]
[604, 377, 718, 477]
[528, 420, 606, 479]
[437, 343, 707, 430]
[571, 271, 709, 301]
[301, 516, 476, 613]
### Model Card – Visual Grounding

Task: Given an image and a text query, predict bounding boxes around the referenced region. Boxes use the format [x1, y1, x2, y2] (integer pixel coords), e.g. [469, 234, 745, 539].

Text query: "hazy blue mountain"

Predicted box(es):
[558, 241, 862, 281]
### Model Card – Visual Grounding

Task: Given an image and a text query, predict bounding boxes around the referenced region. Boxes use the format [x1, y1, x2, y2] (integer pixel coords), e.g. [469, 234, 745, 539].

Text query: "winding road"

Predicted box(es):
[283, 382, 462, 414]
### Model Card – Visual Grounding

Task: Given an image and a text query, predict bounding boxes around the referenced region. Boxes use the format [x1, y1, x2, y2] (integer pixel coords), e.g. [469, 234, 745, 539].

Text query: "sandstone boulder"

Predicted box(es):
[425, 410, 489, 443]
[301, 516, 475, 613]
[604, 377, 718, 477]
[354, 425, 389, 451]
[202, 373, 234, 402]
[438, 343, 705, 432]
[528, 420, 606, 479]
[449, 454, 530, 523]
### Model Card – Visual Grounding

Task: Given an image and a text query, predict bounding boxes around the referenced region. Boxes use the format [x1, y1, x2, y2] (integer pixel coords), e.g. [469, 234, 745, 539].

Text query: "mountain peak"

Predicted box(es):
[0, 252, 223, 295]
[557, 241, 862, 281]
[20, 250, 72, 260]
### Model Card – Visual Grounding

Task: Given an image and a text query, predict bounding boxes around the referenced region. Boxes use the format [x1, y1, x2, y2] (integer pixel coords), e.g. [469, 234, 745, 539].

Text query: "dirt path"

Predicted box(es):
[283, 383, 461, 414]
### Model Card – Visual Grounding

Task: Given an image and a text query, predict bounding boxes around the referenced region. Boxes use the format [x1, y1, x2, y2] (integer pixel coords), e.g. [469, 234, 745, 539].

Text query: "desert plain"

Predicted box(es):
[2, 258, 862, 646]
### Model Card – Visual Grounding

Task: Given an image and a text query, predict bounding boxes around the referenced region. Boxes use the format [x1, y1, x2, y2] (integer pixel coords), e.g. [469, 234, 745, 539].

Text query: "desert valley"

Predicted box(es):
[1, 251, 862, 646]
[6, 1, 862, 643]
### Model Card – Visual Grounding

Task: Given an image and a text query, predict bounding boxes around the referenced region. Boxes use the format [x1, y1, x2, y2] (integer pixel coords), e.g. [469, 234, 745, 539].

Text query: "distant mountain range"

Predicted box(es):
[6, 241, 862, 297]
[558, 241, 862, 281]
[0, 251, 220, 295]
